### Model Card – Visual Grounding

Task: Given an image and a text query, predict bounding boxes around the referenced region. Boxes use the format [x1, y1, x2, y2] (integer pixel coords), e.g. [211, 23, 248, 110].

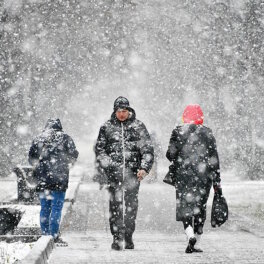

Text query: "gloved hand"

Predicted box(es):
[214, 185, 223, 196]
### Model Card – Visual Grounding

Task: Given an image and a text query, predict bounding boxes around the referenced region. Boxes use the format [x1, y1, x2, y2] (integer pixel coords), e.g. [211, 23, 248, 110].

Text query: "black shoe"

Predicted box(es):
[54, 237, 68, 247]
[111, 236, 123, 251]
[111, 241, 122, 251]
[125, 236, 134, 249]
[185, 237, 196, 254]
[193, 248, 203, 253]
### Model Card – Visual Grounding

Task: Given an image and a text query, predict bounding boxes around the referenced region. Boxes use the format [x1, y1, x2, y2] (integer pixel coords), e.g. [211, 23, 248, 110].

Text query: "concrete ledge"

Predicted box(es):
[18, 235, 54, 264]
[14, 227, 41, 236]
[0, 235, 40, 243]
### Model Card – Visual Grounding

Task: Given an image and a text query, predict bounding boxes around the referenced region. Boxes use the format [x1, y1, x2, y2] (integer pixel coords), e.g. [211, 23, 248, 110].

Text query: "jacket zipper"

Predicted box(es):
[121, 122, 125, 245]
[121, 123, 125, 182]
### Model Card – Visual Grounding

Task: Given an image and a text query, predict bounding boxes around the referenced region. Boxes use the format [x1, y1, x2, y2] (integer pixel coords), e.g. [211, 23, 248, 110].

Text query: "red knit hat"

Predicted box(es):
[182, 104, 204, 125]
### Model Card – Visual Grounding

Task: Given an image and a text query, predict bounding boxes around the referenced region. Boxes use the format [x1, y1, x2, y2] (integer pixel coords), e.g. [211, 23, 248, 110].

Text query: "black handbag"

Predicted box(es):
[163, 164, 176, 186]
[211, 193, 228, 227]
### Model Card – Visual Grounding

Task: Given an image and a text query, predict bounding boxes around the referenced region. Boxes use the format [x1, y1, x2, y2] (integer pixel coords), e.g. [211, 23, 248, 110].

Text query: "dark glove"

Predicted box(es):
[214, 185, 223, 196]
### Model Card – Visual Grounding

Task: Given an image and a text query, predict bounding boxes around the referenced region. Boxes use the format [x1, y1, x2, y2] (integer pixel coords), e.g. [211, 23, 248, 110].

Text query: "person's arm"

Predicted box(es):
[28, 139, 40, 166]
[166, 127, 183, 162]
[65, 135, 79, 164]
[208, 131, 222, 195]
[138, 123, 154, 176]
[95, 125, 111, 169]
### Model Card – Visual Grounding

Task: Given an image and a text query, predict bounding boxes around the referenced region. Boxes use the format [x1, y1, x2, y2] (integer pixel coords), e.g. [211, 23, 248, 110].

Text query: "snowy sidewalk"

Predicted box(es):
[48, 182, 264, 263]
[49, 230, 264, 264]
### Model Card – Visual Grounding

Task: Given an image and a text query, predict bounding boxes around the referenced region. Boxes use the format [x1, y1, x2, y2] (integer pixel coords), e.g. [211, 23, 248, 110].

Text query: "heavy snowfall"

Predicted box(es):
[0, 0, 264, 263]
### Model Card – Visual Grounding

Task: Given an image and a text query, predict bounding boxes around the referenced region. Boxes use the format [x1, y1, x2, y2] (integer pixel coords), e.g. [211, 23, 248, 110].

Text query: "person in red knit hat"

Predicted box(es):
[165, 104, 223, 253]
[182, 104, 204, 125]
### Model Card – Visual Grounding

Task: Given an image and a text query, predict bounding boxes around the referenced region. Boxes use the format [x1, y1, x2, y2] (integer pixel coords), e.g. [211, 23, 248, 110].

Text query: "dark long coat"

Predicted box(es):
[166, 124, 221, 221]
[28, 119, 79, 192]
[95, 108, 154, 187]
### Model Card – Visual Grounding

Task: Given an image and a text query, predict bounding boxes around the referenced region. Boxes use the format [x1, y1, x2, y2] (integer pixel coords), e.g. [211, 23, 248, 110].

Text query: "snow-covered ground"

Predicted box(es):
[0, 241, 34, 264]
[48, 180, 264, 263]
[0, 168, 83, 263]
[0, 165, 263, 263]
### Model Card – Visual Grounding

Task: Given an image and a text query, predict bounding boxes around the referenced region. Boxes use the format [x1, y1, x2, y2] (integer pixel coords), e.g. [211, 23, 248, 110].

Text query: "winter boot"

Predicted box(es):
[185, 226, 196, 254]
[111, 235, 123, 251]
[193, 234, 203, 253]
[54, 237, 68, 247]
[125, 234, 134, 249]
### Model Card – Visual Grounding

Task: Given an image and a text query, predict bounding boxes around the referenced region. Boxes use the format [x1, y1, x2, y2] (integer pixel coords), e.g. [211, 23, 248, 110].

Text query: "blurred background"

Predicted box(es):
[1, 0, 264, 180]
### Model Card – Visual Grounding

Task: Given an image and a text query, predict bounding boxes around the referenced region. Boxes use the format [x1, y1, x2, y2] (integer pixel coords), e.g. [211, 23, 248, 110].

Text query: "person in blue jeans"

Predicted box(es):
[39, 191, 66, 237]
[29, 118, 78, 246]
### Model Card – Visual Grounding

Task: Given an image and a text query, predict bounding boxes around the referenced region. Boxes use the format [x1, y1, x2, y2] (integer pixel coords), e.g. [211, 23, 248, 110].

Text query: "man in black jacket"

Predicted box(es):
[95, 96, 154, 250]
[29, 118, 78, 246]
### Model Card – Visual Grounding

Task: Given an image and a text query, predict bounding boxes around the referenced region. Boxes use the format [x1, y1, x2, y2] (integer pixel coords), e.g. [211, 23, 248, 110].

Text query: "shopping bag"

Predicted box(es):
[163, 164, 177, 186]
[211, 193, 228, 227]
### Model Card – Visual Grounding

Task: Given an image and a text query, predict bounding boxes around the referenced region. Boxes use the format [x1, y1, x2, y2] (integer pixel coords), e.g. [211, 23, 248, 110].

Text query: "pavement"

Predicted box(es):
[48, 181, 264, 264]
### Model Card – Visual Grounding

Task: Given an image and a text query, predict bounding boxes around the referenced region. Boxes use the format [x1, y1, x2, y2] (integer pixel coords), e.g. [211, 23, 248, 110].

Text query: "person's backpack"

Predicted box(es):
[211, 194, 228, 227]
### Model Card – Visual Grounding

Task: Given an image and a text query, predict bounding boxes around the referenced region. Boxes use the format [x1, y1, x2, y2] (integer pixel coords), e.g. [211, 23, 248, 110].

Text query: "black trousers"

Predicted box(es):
[182, 215, 205, 235]
[108, 178, 140, 239]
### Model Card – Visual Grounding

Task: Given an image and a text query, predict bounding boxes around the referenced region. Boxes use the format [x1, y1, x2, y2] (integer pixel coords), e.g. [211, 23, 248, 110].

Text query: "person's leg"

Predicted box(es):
[39, 191, 52, 235]
[124, 181, 140, 249]
[193, 214, 205, 235]
[182, 217, 193, 230]
[109, 186, 124, 250]
[182, 217, 196, 253]
[49, 191, 66, 238]
[193, 207, 206, 252]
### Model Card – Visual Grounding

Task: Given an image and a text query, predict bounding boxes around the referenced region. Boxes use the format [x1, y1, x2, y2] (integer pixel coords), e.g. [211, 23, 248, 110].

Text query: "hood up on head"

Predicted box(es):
[44, 118, 63, 131]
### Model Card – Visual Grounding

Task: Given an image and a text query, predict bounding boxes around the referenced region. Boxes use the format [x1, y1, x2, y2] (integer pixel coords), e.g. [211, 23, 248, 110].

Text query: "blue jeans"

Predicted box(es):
[39, 190, 66, 238]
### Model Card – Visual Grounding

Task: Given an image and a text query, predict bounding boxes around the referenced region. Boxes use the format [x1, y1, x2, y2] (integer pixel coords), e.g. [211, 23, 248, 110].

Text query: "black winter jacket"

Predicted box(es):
[166, 124, 221, 221]
[95, 108, 154, 184]
[28, 119, 79, 192]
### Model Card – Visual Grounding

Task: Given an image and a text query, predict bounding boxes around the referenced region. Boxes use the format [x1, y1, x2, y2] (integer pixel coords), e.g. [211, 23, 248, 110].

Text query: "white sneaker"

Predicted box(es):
[185, 226, 196, 253]
[193, 234, 203, 252]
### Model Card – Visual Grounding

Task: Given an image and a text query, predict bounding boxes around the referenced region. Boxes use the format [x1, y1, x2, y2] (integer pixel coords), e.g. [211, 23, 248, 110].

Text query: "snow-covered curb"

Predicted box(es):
[16, 177, 82, 263]
[17, 235, 54, 264]
[0, 241, 33, 264]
